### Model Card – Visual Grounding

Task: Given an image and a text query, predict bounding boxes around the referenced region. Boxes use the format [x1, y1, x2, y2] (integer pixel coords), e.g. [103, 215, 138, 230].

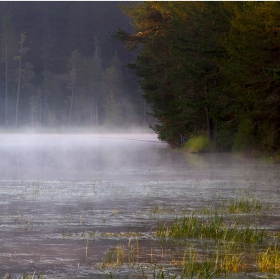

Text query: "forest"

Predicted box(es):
[0, 2, 149, 129]
[1, 2, 280, 155]
[115, 1, 280, 155]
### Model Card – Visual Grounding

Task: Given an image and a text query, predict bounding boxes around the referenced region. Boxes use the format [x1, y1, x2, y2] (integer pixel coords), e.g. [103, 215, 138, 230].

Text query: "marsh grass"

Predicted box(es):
[92, 192, 279, 279]
[12, 189, 276, 279]
[4, 271, 45, 279]
[147, 204, 181, 217]
[228, 196, 265, 213]
[156, 214, 266, 243]
[149, 194, 269, 218]
[95, 244, 128, 269]
[257, 244, 280, 273]
[97, 242, 250, 278]
[170, 241, 252, 277]
[98, 239, 280, 278]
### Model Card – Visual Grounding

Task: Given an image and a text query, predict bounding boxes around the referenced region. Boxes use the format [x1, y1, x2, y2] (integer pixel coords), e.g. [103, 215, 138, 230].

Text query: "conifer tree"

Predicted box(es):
[89, 37, 103, 126]
[1, 14, 16, 126]
[222, 2, 280, 151]
[14, 33, 33, 127]
[115, 2, 229, 145]
[67, 50, 82, 126]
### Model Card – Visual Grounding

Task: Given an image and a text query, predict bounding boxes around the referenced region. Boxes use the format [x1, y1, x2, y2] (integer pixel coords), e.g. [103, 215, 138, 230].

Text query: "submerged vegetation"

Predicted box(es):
[48, 190, 279, 278]
[93, 197, 279, 279]
[156, 215, 266, 243]
[1, 162, 279, 278]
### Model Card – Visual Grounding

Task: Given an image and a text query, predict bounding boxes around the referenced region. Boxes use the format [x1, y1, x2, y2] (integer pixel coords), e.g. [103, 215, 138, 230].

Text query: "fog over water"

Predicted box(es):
[0, 133, 279, 278]
[0, 133, 167, 181]
[1, 132, 279, 182]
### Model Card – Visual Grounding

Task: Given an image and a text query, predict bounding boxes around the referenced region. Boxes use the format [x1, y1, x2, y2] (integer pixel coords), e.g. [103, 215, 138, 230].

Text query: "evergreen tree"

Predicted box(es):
[67, 50, 82, 126]
[89, 37, 103, 126]
[222, 2, 280, 151]
[115, 2, 229, 145]
[0, 14, 16, 126]
[14, 33, 34, 127]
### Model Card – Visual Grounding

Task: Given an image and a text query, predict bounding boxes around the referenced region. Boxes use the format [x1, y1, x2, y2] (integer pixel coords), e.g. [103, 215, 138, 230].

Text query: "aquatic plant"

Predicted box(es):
[156, 214, 266, 243]
[96, 245, 126, 268]
[4, 271, 45, 279]
[228, 196, 264, 213]
[257, 244, 280, 273]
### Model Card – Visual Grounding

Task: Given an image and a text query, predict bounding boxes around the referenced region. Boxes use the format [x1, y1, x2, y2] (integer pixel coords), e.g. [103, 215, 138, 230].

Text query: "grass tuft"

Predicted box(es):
[228, 196, 264, 213]
[257, 245, 280, 273]
[156, 214, 266, 243]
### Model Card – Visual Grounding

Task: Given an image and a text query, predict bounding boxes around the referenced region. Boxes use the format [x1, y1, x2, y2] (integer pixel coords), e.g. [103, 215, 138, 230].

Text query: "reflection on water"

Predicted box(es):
[0, 133, 279, 278]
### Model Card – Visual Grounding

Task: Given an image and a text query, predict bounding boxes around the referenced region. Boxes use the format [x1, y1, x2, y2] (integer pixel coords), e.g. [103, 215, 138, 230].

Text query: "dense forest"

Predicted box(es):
[0, 2, 150, 129]
[1, 2, 280, 155]
[115, 1, 280, 154]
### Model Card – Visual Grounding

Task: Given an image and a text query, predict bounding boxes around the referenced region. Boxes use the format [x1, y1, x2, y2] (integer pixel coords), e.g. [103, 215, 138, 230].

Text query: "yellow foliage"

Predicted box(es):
[184, 135, 209, 153]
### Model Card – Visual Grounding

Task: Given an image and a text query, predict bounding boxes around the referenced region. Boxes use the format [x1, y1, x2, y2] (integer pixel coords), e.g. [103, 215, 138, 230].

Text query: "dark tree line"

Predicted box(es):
[115, 1, 280, 154]
[0, 2, 149, 128]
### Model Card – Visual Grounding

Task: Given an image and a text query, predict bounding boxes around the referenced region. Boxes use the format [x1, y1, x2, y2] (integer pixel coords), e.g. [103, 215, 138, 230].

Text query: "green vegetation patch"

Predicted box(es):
[156, 214, 266, 243]
[228, 196, 264, 213]
[184, 135, 209, 153]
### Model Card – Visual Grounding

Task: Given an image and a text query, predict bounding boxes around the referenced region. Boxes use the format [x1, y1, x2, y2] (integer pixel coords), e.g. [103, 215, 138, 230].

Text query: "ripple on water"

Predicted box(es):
[0, 134, 279, 278]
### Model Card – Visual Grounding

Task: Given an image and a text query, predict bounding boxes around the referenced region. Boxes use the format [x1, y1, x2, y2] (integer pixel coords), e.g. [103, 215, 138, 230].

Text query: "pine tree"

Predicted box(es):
[222, 2, 280, 151]
[1, 14, 16, 126]
[89, 37, 103, 126]
[14, 33, 34, 127]
[67, 50, 82, 126]
[115, 2, 229, 145]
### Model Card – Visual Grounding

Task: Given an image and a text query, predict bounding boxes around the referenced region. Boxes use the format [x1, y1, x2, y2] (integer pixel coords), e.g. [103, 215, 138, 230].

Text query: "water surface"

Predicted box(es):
[0, 133, 279, 278]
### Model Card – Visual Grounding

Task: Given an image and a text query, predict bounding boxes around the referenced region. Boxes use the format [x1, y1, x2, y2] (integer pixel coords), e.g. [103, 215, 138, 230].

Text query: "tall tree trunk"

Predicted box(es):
[68, 76, 75, 126]
[143, 100, 146, 126]
[15, 48, 22, 127]
[31, 103, 34, 128]
[4, 43, 8, 127]
[90, 95, 94, 126]
[43, 93, 48, 126]
[39, 89, 42, 126]
[95, 101, 98, 126]
[205, 106, 213, 142]
[15, 33, 27, 127]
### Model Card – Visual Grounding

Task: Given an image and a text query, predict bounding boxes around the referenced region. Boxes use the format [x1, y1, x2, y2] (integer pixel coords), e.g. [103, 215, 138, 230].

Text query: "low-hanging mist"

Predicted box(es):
[0, 132, 279, 278]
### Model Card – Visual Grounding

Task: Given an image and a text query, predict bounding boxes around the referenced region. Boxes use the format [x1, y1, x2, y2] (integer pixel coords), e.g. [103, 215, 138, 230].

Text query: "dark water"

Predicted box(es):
[0, 133, 279, 278]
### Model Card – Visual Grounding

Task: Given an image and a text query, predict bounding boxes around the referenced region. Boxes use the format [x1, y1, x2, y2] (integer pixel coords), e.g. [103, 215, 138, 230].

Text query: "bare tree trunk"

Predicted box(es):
[4, 44, 8, 127]
[15, 50, 22, 127]
[204, 85, 213, 142]
[39, 89, 42, 126]
[43, 91, 49, 126]
[15, 34, 26, 127]
[143, 100, 146, 126]
[95, 101, 98, 126]
[31, 105, 34, 128]
[68, 76, 75, 126]
[90, 94, 94, 126]
[205, 106, 213, 142]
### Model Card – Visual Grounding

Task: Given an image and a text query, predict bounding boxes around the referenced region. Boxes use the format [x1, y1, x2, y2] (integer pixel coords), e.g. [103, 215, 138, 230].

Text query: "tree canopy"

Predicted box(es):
[115, 1, 280, 153]
[0, 2, 147, 129]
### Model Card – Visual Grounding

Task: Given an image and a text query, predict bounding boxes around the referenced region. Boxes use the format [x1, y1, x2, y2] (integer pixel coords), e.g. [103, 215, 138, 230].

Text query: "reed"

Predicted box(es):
[257, 244, 280, 273]
[156, 214, 266, 243]
[4, 271, 45, 279]
[85, 239, 89, 260]
[228, 196, 264, 213]
[96, 245, 126, 268]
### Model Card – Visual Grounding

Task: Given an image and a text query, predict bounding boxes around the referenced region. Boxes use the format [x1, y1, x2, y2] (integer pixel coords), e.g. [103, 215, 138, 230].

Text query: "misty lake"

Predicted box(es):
[0, 133, 279, 278]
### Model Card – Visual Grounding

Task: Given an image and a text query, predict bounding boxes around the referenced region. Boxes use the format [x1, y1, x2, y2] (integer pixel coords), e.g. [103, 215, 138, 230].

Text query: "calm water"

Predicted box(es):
[0, 133, 279, 278]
